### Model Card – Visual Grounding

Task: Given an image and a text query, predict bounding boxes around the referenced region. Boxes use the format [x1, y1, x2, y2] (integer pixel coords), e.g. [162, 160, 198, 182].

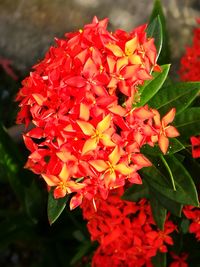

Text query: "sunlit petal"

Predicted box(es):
[158, 134, 169, 154]
[165, 126, 180, 138]
[77, 120, 95, 135]
[80, 103, 90, 121]
[105, 43, 124, 57]
[108, 146, 121, 165]
[41, 174, 60, 186]
[59, 163, 70, 182]
[97, 114, 111, 132]
[115, 163, 133, 175]
[82, 138, 97, 155]
[101, 134, 115, 147]
[89, 160, 108, 172]
[162, 108, 176, 126]
[125, 36, 138, 56]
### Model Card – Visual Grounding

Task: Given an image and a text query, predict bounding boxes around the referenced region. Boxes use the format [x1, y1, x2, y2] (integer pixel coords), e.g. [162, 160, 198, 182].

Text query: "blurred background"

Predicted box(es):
[0, 0, 200, 74]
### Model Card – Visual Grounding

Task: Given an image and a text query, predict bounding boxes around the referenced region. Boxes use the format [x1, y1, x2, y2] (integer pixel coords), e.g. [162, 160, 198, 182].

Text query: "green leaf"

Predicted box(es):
[70, 241, 97, 266]
[141, 138, 185, 156]
[0, 123, 26, 204]
[173, 107, 200, 139]
[141, 155, 199, 206]
[148, 82, 200, 115]
[149, 188, 182, 217]
[24, 178, 47, 223]
[149, 0, 170, 64]
[122, 182, 149, 202]
[149, 191, 167, 230]
[137, 64, 170, 107]
[47, 190, 68, 225]
[152, 251, 166, 267]
[165, 155, 199, 206]
[146, 15, 163, 59]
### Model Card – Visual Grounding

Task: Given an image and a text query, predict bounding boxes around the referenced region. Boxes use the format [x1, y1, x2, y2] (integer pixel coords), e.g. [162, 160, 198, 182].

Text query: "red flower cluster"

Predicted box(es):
[179, 19, 200, 82]
[183, 205, 200, 241]
[16, 17, 179, 209]
[169, 252, 188, 267]
[81, 188, 176, 267]
[179, 19, 200, 159]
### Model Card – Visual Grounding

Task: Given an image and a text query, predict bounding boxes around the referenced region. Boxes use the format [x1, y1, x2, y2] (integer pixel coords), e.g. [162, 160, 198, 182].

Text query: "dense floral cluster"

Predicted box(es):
[179, 19, 200, 159]
[179, 19, 200, 82]
[81, 187, 176, 267]
[16, 17, 179, 209]
[183, 205, 200, 241]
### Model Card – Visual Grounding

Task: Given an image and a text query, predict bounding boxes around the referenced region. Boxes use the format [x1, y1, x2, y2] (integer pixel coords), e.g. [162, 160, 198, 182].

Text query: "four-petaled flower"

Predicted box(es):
[152, 108, 180, 154]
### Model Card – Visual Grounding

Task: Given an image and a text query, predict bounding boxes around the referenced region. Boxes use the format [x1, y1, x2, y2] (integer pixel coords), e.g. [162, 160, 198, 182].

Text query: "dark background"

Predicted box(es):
[0, 0, 200, 74]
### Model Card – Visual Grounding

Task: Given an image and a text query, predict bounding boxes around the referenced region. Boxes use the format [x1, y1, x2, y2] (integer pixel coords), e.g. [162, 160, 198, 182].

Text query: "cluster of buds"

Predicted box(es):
[16, 17, 179, 209]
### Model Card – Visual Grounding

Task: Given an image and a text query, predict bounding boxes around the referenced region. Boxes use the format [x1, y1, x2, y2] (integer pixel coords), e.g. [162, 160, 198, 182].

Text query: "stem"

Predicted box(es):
[160, 155, 176, 191]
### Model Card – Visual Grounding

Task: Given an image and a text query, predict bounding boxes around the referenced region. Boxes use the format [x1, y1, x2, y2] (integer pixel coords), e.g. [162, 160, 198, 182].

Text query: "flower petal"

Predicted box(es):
[89, 160, 108, 172]
[162, 108, 176, 126]
[70, 194, 83, 210]
[101, 134, 115, 147]
[158, 134, 169, 154]
[108, 146, 121, 165]
[77, 120, 95, 136]
[115, 163, 133, 175]
[82, 138, 97, 155]
[80, 103, 90, 121]
[41, 174, 60, 186]
[97, 114, 111, 133]
[105, 43, 124, 57]
[59, 163, 70, 182]
[165, 126, 180, 138]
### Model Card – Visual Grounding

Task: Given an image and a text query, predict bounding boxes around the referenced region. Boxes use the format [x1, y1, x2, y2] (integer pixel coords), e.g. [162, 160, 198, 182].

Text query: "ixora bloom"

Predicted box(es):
[179, 19, 200, 159]
[16, 17, 179, 209]
[81, 188, 176, 267]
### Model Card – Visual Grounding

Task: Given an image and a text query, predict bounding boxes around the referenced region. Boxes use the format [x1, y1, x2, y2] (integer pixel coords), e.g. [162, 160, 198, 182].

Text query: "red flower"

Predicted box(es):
[81, 188, 176, 266]
[170, 252, 188, 267]
[183, 205, 200, 240]
[151, 108, 180, 154]
[190, 136, 200, 158]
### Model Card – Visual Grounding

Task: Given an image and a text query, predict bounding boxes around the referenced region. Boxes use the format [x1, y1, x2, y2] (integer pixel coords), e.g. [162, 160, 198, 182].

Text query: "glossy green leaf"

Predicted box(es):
[141, 156, 199, 206]
[122, 182, 149, 202]
[48, 190, 68, 225]
[173, 108, 200, 139]
[146, 15, 163, 58]
[149, 0, 170, 64]
[152, 251, 166, 267]
[137, 64, 170, 107]
[149, 187, 182, 217]
[149, 191, 167, 230]
[148, 82, 200, 115]
[141, 138, 185, 156]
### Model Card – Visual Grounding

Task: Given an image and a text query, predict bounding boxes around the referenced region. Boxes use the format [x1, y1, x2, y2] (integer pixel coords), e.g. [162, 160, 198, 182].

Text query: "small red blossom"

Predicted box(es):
[152, 108, 180, 154]
[170, 252, 188, 267]
[183, 205, 200, 241]
[190, 136, 200, 158]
